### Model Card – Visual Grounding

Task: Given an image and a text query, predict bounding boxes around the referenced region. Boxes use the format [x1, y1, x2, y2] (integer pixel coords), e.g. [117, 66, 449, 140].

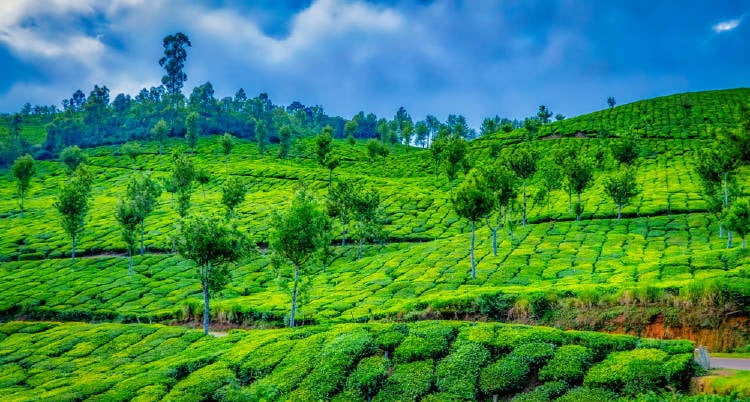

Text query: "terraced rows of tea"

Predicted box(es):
[0, 321, 696, 401]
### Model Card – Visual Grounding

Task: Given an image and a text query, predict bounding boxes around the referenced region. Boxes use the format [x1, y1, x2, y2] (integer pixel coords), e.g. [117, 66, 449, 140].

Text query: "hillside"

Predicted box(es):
[1, 88, 750, 399]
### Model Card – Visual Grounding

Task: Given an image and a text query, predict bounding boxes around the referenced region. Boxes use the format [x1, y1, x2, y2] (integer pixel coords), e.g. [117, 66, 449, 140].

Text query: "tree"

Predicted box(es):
[278, 124, 291, 158]
[565, 156, 595, 221]
[415, 121, 429, 147]
[172, 153, 195, 217]
[177, 214, 248, 334]
[400, 120, 414, 150]
[506, 146, 537, 227]
[603, 168, 640, 221]
[185, 112, 199, 153]
[11, 154, 35, 218]
[256, 120, 268, 156]
[430, 135, 447, 178]
[696, 142, 738, 242]
[270, 188, 330, 328]
[725, 198, 750, 249]
[366, 139, 381, 161]
[328, 181, 354, 246]
[221, 176, 247, 219]
[444, 135, 469, 188]
[607, 97, 616, 109]
[611, 133, 640, 166]
[121, 142, 142, 174]
[54, 166, 93, 260]
[537, 105, 552, 124]
[344, 119, 358, 146]
[485, 163, 519, 254]
[195, 168, 210, 199]
[150, 119, 168, 166]
[350, 186, 385, 260]
[555, 114, 566, 121]
[315, 126, 340, 187]
[115, 201, 139, 276]
[453, 169, 494, 279]
[126, 174, 162, 256]
[220, 133, 234, 174]
[60, 145, 87, 174]
[159, 32, 191, 114]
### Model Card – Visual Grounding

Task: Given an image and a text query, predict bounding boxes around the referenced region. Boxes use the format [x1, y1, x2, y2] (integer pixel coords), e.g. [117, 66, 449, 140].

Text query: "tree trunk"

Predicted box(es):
[568, 191, 572, 212]
[617, 204, 622, 222]
[359, 237, 363, 260]
[290, 264, 299, 328]
[140, 221, 145, 256]
[485, 216, 498, 256]
[225, 155, 229, 175]
[727, 230, 733, 249]
[576, 192, 582, 221]
[328, 169, 333, 189]
[724, 172, 729, 208]
[522, 179, 527, 227]
[128, 247, 134, 276]
[341, 218, 346, 247]
[470, 221, 476, 279]
[202, 281, 210, 335]
[720, 223, 724, 238]
[72, 236, 77, 261]
[20, 192, 24, 218]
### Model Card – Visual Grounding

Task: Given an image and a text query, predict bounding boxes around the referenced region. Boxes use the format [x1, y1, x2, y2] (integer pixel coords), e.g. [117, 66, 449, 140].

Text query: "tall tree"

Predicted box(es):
[126, 174, 162, 256]
[506, 146, 538, 227]
[185, 112, 199, 153]
[603, 168, 640, 221]
[270, 188, 330, 328]
[255, 119, 268, 155]
[220, 133, 234, 174]
[453, 169, 495, 279]
[121, 142, 142, 174]
[172, 153, 195, 217]
[60, 145, 87, 174]
[726, 198, 750, 249]
[278, 124, 291, 158]
[159, 32, 191, 128]
[565, 156, 595, 221]
[177, 214, 248, 334]
[195, 168, 210, 199]
[12, 154, 35, 218]
[150, 119, 168, 166]
[316, 126, 339, 187]
[328, 181, 354, 246]
[54, 166, 93, 261]
[350, 186, 385, 260]
[607, 97, 616, 109]
[696, 141, 738, 244]
[537, 105, 552, 124]
[484, 164, 518, 255]
[415, 121, 429, 148]
[444, 135, 469, 188]
[344, 119, 358, 146]
[115, 201, 139, 276]
[221, 176, 247, 219]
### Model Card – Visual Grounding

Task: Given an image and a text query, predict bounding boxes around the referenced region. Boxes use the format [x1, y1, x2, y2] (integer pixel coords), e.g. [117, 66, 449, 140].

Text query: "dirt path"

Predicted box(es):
[211, 331, 229, 338]
[710, 358, 750, 370]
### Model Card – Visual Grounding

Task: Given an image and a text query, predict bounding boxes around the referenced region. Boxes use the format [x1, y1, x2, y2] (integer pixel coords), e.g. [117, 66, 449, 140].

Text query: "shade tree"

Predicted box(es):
[150, 119, 168, 166]
[603, 168, 640, 221]
[54, 166, 93, 260]
[221, 176, 247, 219]
[506, 145, 538, 227]
[484, 163, 519, 254]
[11, 154, 35, 218]
[725, 198, 750, 249]
[452, 168, 495, 279]
[270, 187, 330, 328]
[121, 141, 142, 174]
[126, 174, 162, 256]
[115, 201, 139, 276]
[60, 145, 87, 174]
[177, 214, 248, 334]
[220, 133, 234, 174]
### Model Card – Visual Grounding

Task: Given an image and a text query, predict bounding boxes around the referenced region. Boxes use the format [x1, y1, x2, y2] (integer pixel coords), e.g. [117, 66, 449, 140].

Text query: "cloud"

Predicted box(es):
[713, 17, 742, 33]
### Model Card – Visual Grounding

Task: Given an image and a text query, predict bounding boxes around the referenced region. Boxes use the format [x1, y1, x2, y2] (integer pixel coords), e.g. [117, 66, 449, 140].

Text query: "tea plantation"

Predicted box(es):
[2, 88, 750, 399]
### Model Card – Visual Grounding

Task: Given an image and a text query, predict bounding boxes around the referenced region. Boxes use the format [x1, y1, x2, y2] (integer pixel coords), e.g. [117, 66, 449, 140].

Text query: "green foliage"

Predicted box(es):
[277, 124, 290, 158]
[584, 348, 680, 396]
[556, 386, 619, 402]
[443, 135, 469, 183]
[171, 153, 195, 217]
[725, 198, 750, 247]
[185, 112, 199, 152]
[59, 145, 87, 173]
[375, 360, 434, 401]
[11, 153, 34, 217]
[539, 344, 592, 384]
[54, 166, 93, 260]
[453, 168, 494, 222]
[479, 356, 530, 396]
[611, 132, 640, 165]
[221, 176, 247, 218]
[115, 200, 139, 275]
[434, 341, 490, 399]
[604, 168, 640, 220]
[345, 355, 388, 399]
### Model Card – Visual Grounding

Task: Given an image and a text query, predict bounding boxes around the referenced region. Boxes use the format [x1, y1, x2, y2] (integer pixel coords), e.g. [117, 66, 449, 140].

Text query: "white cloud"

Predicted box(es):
[713, 18, 742, 33]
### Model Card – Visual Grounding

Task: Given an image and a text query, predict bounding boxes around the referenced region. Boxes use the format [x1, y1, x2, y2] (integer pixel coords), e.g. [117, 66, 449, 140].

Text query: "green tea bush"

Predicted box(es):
[584, 348, 670, 396]
[393, 322, 455, 363]
[434, 341, 490, 399]
[163, 362, 236, 402]
[511, 380, 569, 402]
[565, 330, 638, 360]
[345, 355, 388, 400]
[479, 357, 530, 397]
[556, 386, 619, 402]
[374, 359, 433, 401]
[538, 344, 592, 384]
[507, 341, 556, 368]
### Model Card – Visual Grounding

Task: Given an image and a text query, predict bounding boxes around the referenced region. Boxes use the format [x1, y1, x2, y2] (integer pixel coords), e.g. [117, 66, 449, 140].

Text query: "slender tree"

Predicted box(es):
[350, 187, 385, 260]
[54, 166, 93, 261]
[256, 120, 268, 156]
[115, 201, 139, 275]
[172, 153, 195, 217]
[185, 112, 199, 153]
[177, 214, 248, 334]
[220, 133, 234, 174]
[565, 156, 595, 221]
[603, 168, 640, 221]
[444, 135, 469, 189]
[453, 168, 494, 279]
[484, 164, 518, 255]
[11, 154, 35, 218]
[195, 168, 210, 199]
[221, 176, 247, 219]
[696, 142, 738, 241]
[121, 142, 142, 174]
[725, 198, 750, 249]
[607, 96, 616, 109]
[126, 174, 162, 256]
[506, 146, 538, 227]
[537, 105, 552, 124]
[278, 124, 291, 158]
[344, 119, 358, 146]
[328, 181, 354, 246]
[159, 32, 191, 129]
[270, 188, 329, 328]
[150, 119, 169, 167]
[60, 145, 87, 174]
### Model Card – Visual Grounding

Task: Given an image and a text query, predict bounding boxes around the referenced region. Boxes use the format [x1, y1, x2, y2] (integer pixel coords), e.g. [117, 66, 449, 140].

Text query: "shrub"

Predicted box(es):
[538, 345, 592, 384]
[564, 330, 638, 360]
[479, 357, 530, 397]
[662, 353, 696, 390]
[374, 360, 433, 401]
[508, 342, 556, 368]
[163, 362, 236, 402]
[345, 356, 388, 400]
[584, 348, 669, 396]
[511, 380, 569, 402]
[556, 386, 619, 402]
[393, 323, 455, 363]
[434, 341, 490, 399]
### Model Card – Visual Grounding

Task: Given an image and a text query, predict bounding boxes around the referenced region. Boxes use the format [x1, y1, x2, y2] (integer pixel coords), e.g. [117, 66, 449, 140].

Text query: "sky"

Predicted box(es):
[0, 0, 748, 129]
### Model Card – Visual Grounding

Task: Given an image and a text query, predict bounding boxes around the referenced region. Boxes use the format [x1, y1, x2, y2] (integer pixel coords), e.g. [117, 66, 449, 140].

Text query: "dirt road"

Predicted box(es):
[710, 358, 750, 370]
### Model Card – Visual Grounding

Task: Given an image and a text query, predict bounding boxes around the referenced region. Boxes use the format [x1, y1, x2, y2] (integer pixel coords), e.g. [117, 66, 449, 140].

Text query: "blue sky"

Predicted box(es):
[0, 0, 748, 128]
